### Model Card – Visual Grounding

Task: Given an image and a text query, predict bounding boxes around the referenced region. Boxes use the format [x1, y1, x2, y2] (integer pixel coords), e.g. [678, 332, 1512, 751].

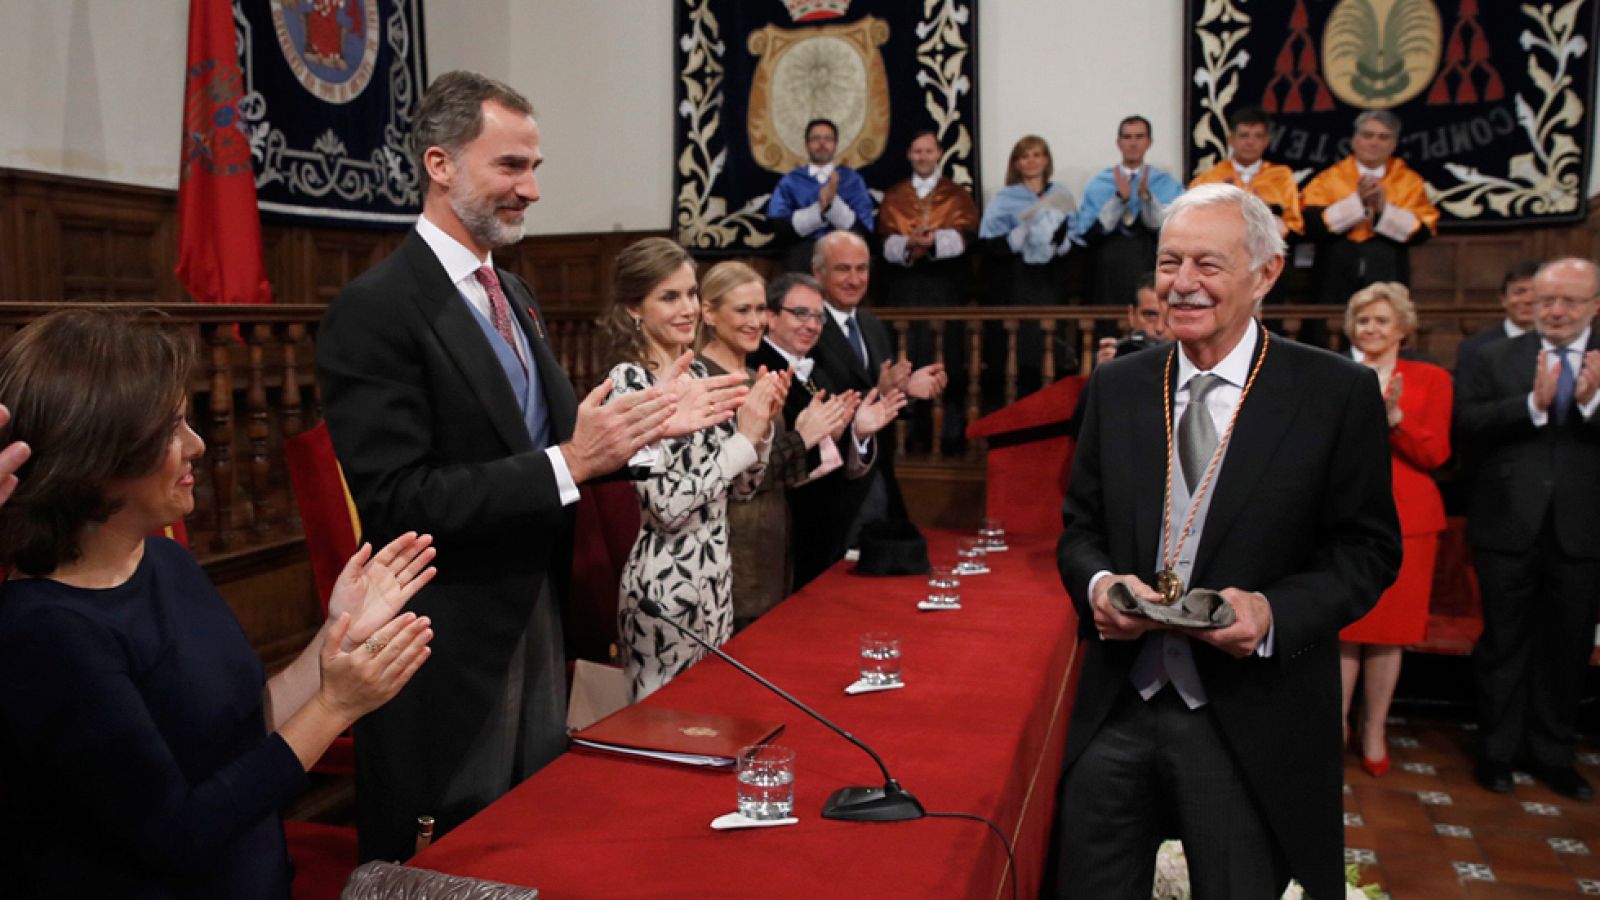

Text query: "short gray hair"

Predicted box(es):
[1354, 109, 1401, 136]
[1160, 183, 1286, 271]
[412, 71, 534, 191]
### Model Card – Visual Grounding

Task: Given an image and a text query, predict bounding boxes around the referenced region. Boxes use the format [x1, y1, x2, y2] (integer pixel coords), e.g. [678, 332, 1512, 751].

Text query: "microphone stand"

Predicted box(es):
[637, 600, 924, 822]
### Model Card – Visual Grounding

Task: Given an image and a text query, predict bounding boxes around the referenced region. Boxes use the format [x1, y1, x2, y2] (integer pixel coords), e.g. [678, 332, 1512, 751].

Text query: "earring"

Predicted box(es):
[631, 317, 642, 332]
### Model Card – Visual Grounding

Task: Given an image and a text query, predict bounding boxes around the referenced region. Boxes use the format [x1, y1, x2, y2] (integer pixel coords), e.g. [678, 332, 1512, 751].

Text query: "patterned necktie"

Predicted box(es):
[1179, 374, 1222, 489]
[845, 315, 867, 369]
[1553, 346, 1576, 426]
[473, 266, 527, 374]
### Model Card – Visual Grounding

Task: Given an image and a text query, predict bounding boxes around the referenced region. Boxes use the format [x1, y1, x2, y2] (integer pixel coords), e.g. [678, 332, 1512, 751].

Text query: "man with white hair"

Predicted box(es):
[1052, 183, 1401, 899]
[1457, 257, 1600, 800]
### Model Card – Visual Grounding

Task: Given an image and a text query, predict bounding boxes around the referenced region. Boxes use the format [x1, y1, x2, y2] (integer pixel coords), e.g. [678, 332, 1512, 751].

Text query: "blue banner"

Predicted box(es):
[235, 0, 427, 227]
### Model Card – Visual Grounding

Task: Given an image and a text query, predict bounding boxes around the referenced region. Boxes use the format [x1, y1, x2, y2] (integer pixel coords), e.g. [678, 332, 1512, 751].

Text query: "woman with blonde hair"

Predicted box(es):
[1338, 281, 1452, 776]
[697, 261, 876, 628]
[603, 239, 784, 698]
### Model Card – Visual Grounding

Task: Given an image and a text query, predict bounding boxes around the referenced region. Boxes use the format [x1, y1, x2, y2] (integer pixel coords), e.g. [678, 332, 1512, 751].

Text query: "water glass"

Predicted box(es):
[736, 744, 795, 820]
[858, 632, 903, 686]
[926, 565, 962, 606]
[979, 517, 1009, 552]
[956, 538, 990, 575]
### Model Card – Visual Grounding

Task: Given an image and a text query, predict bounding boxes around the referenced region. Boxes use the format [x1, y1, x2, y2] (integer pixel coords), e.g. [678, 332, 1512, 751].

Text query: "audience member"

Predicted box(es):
[979, 135, 1081, 391]
[1301, 111, 1440, 311]
[0, 309, 436, 896]
[1455, 259, 1542, 385]
[1457, 257, 1600, 800]
[766, 117, 875, 272]
[1336, 283, 1452, 777]
[1073, 115, 1183, 317]
[750, 249, 909, 589]
[697, 262, 857, 629]
[315, 71, 746, 859]
[602, 239, 782, 699]
[1052, 183, 1400, 900]
[877, 129, 980, 307]
[1188, 107, 1303, 239]
[1095, 271, 1170, 366]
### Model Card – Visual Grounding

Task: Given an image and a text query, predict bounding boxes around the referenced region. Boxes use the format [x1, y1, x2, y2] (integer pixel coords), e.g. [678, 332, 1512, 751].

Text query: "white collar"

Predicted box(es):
[1229, 156, 1263, 183]
[1504, 319, 1529, 338]
[1118, 164, 1143, 179]
[416, 213, 493, 284]
[911, 173, 940, 198]
[824, 301, 855, 332]
[1542, 326, 1593, 354]
[808, 163, 835, 182]
[762, 336, 803, 368]
[1356, 161, 1387, 180]
[1177, 318, 1260, 392]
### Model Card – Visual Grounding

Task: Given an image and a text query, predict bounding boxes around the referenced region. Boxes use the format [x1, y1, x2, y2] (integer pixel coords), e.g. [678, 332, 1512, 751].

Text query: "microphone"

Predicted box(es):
[635, 598, 924, 822]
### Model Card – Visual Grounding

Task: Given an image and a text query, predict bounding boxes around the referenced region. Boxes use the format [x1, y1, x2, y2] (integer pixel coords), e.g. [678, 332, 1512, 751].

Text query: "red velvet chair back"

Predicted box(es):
[966, 376, 1086, 538]
[283, 422, 361, 615]
[563, 480, 640, 663]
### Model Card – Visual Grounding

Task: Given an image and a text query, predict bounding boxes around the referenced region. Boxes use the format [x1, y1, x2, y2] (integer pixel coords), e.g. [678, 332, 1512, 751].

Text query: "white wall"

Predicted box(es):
[3, 0, 1597, 233]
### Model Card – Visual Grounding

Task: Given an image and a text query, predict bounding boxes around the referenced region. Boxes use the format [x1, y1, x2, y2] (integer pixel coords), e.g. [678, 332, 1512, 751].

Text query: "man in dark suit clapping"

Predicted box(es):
[1052, 183, 1401, 899]
[1457, 257, 1600, 800]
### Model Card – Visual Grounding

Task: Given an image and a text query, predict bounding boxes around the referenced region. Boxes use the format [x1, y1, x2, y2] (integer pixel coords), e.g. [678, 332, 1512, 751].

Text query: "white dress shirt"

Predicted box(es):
[415, 214, 581, 506]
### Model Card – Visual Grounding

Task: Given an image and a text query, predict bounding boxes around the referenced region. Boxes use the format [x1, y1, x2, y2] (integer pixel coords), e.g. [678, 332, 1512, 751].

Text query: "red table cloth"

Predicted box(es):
[411, 530, 1082, 899]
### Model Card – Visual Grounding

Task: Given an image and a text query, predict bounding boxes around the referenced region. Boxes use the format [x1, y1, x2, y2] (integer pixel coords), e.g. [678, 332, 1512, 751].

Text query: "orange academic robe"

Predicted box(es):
[1300, 156, 1440, 306]
[1189, 158, 1305, 235]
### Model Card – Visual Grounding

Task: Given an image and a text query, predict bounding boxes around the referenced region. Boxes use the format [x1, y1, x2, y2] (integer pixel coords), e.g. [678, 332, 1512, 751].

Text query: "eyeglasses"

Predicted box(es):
[1536, 293, 1599, 310]
[782, 307, 827, 323]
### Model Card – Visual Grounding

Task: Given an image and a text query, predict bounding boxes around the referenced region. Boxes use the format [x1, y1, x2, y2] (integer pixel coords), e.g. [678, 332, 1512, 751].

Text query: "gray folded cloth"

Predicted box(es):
[342, 861, 540, 900]
[1107, 581, 1236, 629]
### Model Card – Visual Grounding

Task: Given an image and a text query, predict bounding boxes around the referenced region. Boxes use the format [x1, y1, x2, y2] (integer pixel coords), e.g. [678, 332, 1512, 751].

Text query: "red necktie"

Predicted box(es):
[474, 266, 527, 374]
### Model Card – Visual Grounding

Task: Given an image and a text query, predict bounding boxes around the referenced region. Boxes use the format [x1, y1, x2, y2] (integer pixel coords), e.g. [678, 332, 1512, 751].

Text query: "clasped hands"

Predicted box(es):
[1356, 175, 1387, 220]
[1090, 573, 1272, 658]
[562, 351, 750, 482]
[1532, 347, 1600, 412]
[876, 358, 947, 401]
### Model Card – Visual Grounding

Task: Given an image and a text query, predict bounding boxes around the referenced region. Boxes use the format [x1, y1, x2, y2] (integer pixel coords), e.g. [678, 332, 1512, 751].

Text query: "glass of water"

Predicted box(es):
[858, 632, 903, 686]
[956, 538, 990, 575]
[927, 566, 962, 606]
[980, 517, 1008, 552]
[736, 744, 795, 820]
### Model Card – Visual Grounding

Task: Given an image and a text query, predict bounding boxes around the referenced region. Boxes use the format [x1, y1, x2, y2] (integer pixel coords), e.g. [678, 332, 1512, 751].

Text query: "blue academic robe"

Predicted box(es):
[766, 166, 875, 237]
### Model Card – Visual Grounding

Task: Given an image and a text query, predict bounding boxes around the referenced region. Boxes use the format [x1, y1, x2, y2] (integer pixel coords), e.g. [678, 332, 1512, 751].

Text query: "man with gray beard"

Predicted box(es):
[317, 71, 744, 860]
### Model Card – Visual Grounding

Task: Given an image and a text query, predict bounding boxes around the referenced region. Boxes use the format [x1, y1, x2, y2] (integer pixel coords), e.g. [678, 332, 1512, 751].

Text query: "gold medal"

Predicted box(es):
[1155, 569, 1184, 606]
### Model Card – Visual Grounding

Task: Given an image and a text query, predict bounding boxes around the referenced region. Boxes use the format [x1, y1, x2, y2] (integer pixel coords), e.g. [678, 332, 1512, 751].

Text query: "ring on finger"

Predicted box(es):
[363, 637, 386, 655]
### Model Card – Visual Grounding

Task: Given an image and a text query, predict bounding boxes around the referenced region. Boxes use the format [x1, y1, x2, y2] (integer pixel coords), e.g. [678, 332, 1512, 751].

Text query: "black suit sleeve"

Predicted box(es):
[1256, 368, 1400, 657]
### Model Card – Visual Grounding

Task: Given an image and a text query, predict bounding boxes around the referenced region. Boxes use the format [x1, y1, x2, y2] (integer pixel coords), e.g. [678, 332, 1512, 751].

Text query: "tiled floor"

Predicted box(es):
[1344, 718, 1600, 898]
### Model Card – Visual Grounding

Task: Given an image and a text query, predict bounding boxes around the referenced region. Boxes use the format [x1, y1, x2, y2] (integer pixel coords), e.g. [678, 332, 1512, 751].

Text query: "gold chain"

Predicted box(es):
[1160, 328, 1271, 578]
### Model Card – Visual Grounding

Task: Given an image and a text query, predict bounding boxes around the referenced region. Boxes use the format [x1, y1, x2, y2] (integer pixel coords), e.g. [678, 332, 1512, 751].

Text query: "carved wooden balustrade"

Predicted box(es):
[0, 300, 1505, 570]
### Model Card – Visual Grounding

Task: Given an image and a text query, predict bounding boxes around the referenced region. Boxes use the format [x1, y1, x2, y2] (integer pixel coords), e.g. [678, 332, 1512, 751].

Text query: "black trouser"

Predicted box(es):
[1472, 521, 1600, 767]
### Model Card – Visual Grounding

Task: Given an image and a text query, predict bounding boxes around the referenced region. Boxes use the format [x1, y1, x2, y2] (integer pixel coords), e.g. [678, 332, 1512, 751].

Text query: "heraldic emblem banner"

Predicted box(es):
[1184, 0, 1598, 228]
[675, 0, 979, 254]
[235, 0, 427, 226]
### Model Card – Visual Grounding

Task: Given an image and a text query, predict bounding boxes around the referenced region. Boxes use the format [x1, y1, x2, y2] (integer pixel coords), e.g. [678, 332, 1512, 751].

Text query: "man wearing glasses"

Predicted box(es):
[1457, 257, 1600, 800]
[766, 118, 876, 273]
[750, 272, 905, 588]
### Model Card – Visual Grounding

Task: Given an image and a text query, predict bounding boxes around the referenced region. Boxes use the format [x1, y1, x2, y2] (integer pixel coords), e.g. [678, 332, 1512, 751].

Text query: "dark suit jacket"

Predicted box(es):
[315, 230, 579, 857]
[1455, 331, 1600, 557]
[1453, 320, 1511, 389]
[1059, 330, 1401, 899]
[753, 310, 904, 587]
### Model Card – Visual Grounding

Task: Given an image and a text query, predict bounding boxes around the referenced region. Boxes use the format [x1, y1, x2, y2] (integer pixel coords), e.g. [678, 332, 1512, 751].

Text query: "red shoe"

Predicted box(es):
[1360, 753, 1390, 778]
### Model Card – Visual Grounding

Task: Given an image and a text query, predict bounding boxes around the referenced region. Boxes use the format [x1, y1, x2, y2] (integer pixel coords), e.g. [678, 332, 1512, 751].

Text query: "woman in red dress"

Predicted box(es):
[1339, 282, 1452, 776]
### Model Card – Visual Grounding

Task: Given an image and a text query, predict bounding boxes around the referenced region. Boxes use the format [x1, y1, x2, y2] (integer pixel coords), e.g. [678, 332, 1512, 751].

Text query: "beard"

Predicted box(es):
[448, 176, 526, 249]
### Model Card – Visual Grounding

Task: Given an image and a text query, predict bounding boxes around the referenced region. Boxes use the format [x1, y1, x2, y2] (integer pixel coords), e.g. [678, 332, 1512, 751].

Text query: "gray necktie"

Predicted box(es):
[1180, 374, 1222, 488]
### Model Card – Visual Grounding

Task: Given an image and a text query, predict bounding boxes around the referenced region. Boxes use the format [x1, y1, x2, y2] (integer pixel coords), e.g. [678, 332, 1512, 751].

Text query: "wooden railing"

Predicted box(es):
[0, 300, 1507, 566]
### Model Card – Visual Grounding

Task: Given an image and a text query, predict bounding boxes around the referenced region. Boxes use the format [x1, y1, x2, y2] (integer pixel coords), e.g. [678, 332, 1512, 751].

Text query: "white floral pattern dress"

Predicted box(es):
[612, 360, 768, 700]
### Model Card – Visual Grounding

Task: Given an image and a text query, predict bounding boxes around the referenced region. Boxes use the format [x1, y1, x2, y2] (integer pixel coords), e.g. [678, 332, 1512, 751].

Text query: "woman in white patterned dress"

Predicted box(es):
[603, 238, 783, 699]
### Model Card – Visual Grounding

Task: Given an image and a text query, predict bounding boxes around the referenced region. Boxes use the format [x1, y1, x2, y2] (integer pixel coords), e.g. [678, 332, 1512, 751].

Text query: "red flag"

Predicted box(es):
[175, 0, 271, 304]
